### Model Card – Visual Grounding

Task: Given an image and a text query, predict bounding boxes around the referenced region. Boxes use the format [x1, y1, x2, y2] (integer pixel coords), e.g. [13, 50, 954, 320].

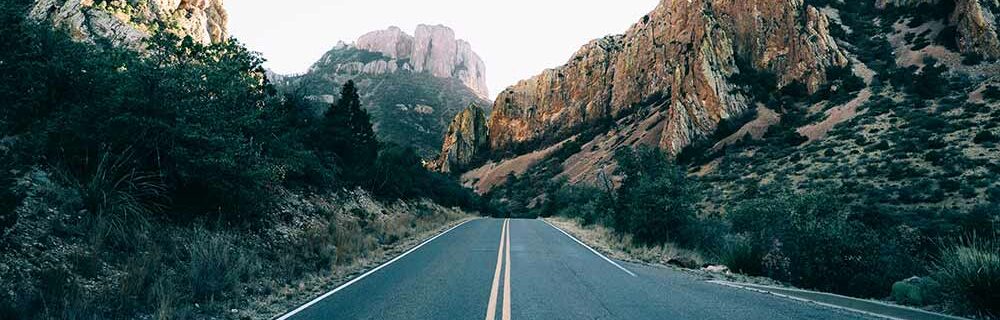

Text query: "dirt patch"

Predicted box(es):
[712, 106, 781, 152]
[798, 89, 872, 142]
[461, 140, 568, 194]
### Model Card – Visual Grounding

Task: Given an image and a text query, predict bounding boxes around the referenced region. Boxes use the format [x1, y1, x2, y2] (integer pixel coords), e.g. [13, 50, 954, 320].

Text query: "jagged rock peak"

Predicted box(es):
[28, 0, 228, 48]
[355, 24, 490, 99]
[434, 103, 489, 173]
[484, 0, 848, 156]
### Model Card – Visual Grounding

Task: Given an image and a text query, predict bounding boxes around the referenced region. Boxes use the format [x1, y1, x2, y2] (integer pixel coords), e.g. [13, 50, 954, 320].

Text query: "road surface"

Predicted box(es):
[278, 218, 873, 320]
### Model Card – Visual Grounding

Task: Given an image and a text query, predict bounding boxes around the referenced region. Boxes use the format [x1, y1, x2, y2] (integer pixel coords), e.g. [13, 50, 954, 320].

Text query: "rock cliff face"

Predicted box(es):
[28, 0, 228, 48]
[483, 0, 847, 156]
[951, 0, 1000, 59]
[435, 104, 489, 173]
[356, 25, 490, 99]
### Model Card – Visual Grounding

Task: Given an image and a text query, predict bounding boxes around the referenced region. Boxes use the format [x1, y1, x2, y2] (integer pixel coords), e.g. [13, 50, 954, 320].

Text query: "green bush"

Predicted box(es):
[729, 191, 919, 297]
[974, 131, 998, 145]
[613, 147, 699, 246]
[933, 236, 1000, 316]
[718, 233, 764, 275]
[549, 185, 612, 226]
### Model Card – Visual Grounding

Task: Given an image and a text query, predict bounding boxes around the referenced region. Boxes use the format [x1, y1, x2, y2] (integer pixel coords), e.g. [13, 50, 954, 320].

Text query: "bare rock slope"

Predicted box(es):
[437, 0, 848, 173]
[28, 0, 228, 47]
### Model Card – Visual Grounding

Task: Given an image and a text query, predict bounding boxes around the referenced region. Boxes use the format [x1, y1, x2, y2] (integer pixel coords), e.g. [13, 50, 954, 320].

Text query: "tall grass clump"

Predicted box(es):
[933, 236, 1000, 316]
[60, 150, 166, 249]
[187, 231, 256, 302]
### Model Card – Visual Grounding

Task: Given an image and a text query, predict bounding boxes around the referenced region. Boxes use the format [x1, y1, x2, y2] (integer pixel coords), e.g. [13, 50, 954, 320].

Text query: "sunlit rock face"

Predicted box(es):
[28, 0, 228, 48]
[432, 104, 490, 173]
[483, 0, 847, 156]
[356, 25, 490, 100]
[951, 0, 1000, 59]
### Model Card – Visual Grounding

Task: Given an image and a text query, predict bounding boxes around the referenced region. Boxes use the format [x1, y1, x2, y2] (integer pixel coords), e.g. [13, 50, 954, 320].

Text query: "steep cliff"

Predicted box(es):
[435, 104, 489, 173]
[355, 25, 490, 99]
[952, 0, 1000, 59]
[484, 0, 847, 157]
[27, 0, 228, 48]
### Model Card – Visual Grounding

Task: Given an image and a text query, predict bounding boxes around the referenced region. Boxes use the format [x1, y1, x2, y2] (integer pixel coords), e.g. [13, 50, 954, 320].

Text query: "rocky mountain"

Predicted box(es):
[438, 0, 1000, 215]
[355, 25, 490, 100]
[435, 0, 849, 175]
[274, 25, 491, 158]
[27, 0, 228, 48]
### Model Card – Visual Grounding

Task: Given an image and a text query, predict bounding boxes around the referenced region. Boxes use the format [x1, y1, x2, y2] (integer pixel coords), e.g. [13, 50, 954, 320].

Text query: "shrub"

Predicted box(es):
[59, 150, 166, 249]
[613, 147, 699, 246]
[187, 231, 256, 302]
[974, 131, 998, 145]
[718, 233, 764, 276]
[933, 236, 1000, 316]
[728, 191, 911, 297]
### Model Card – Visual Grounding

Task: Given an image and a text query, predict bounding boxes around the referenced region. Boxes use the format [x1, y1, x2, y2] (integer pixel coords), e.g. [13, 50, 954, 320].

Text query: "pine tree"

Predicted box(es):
[340, 80, 378, 164]
[313, 80, 379, 183]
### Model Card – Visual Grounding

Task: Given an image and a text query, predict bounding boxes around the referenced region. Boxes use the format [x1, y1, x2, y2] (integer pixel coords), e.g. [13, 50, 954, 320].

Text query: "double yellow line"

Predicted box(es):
[485, 219, 511, 320]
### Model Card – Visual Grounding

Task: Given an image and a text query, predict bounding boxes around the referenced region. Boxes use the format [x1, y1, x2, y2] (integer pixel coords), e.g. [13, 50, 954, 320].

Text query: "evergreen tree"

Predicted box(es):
[314, 80, 379, 183]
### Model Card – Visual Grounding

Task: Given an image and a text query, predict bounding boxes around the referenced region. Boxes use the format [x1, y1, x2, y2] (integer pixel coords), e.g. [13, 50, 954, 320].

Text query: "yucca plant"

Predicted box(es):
[61, 149, 166, 248]
[932, 235, 1000, 317]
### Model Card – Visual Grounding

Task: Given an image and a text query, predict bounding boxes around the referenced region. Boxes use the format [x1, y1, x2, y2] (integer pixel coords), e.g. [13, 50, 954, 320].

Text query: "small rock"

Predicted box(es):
[702, 265, 730, 274]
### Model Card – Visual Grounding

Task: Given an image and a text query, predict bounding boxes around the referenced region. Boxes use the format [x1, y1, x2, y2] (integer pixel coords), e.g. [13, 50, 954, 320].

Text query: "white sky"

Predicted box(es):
[225, 0, 659, 99]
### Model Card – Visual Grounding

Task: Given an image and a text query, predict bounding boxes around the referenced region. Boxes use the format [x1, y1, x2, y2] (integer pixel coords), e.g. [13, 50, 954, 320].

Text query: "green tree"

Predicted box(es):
[314, 80, 379, 183]
[612, 147, 699, 246]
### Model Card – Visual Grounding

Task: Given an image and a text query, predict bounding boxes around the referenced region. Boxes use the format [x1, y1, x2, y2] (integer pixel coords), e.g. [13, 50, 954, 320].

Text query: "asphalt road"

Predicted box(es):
[278, 218, 871, 320]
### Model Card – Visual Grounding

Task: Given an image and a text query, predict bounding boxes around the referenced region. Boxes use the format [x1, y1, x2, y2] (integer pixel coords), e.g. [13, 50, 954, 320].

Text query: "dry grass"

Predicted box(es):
[544, 217, 788, 288]
[544, 216, 704, 267]
[0, 180, 474, 320]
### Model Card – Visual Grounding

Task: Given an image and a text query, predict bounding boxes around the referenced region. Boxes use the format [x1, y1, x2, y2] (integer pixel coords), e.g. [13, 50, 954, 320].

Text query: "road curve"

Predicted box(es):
[278, 218, 871, 320]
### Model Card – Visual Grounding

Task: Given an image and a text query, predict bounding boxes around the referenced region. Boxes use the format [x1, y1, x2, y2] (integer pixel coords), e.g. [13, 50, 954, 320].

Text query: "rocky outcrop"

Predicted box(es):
[434, 104, 489, 173]
[356, 25, 489, 99]
[877, 0, 1000, 59]
[484, 0, 847, 156]
[951, 0, 1000, 59]
[28, 0, 228, 48]
[290, 31, 491, 159]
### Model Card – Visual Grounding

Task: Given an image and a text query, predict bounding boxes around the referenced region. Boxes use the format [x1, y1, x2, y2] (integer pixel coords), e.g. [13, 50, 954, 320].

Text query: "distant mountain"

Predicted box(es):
[274, 25, 492, 158]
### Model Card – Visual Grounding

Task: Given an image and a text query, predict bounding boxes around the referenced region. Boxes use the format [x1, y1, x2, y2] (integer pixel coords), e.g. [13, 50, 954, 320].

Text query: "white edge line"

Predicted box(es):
[275, 218, 476, 320]
[540, 218, 637, 277]
[713, 281, 969, 320]
[708, 281, 968, 320]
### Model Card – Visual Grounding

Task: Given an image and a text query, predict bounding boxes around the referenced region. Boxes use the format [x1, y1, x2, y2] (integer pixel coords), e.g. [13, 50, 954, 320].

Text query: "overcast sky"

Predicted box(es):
[225, 0, 658, 99]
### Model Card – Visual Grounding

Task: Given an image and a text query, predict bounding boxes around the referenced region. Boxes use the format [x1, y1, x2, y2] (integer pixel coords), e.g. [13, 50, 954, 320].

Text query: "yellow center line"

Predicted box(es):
[485, 219, 508, 320]
[502, 219, 512, 320]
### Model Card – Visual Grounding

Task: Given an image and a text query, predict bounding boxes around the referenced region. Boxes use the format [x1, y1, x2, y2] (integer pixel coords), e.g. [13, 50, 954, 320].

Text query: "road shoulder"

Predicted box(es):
[542, 217, 967, 320]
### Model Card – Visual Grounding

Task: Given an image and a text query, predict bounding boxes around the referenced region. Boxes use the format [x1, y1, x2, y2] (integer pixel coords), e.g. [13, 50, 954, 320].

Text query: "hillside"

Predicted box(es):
[0, 1, 484, 318]
[435, 0, 1000, 316]
[274, 26, 492, 158]
[443, 0, 999, 218]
